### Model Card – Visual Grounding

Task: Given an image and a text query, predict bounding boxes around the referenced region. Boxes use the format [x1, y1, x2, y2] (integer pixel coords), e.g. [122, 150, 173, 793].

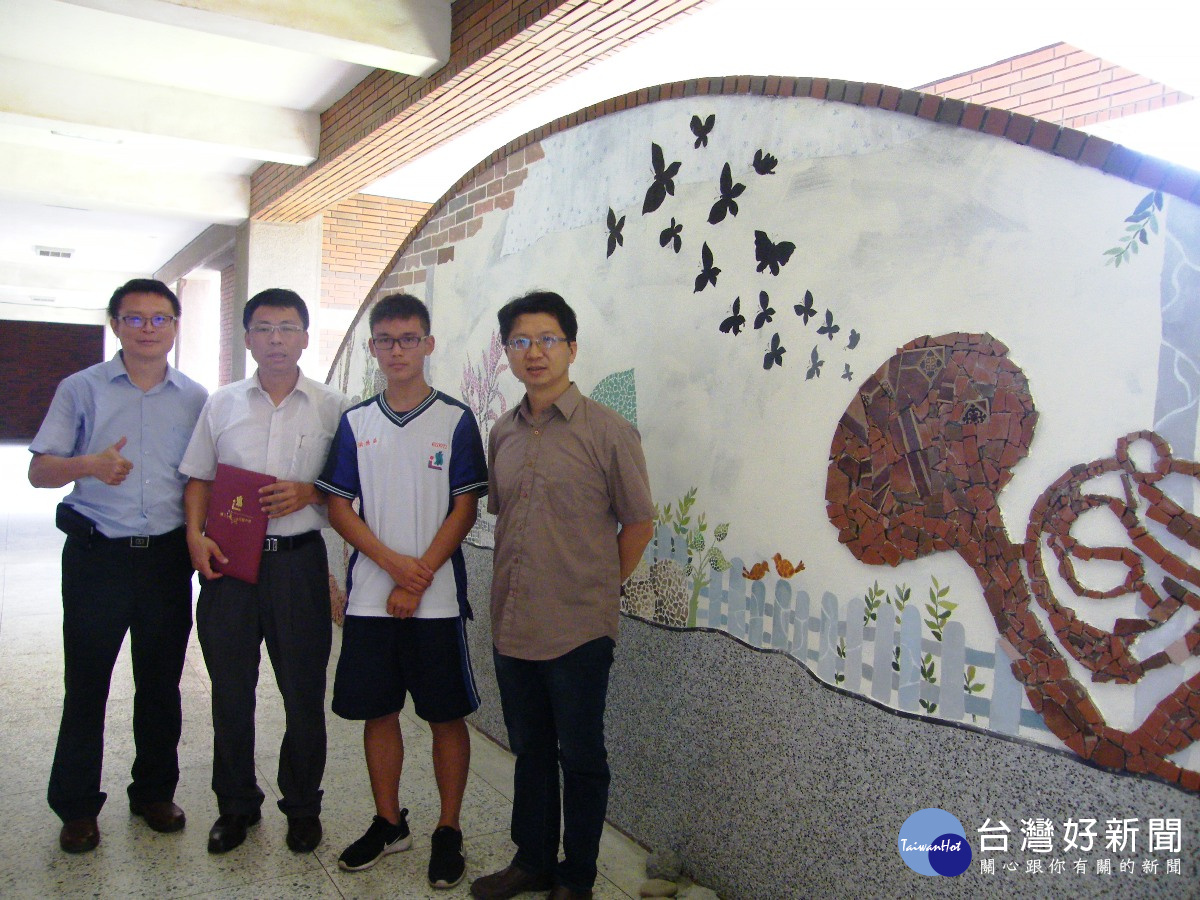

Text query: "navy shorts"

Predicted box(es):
[332, 615, 481, 723]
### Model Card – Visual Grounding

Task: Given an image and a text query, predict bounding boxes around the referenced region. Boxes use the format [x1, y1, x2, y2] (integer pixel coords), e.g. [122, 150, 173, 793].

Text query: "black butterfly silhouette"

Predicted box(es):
[754, 230, 795, 276]
[694, 242, 720, 293]
[794, 290, 816, 324]
[642, 143, 682, 215]
[806, 346, 824, 380]
[841, 364, 854, 381]
[720, 298, 745, 335]
[691, 114, 715, 148]
[817, 309, 840, 341]
[753, 291, 775, 330]
[762, 333, 785, 370]
[752, 149, 777, 175]
[660, 218, 683, 254]
[606, 208, 625, 258]
[847, 328, 860, 349]
[707, 163, 746, 225]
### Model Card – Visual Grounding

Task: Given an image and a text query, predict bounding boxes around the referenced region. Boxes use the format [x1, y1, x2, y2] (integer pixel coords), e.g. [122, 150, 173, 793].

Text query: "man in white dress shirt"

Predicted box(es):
[180, 288, 348, 856]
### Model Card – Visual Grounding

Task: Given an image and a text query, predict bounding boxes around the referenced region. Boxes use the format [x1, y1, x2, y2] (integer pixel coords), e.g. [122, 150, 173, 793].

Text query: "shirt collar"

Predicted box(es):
[106, 351, 182, 389]
[518, 382, 582, 423]
[250, 368, 310, 401]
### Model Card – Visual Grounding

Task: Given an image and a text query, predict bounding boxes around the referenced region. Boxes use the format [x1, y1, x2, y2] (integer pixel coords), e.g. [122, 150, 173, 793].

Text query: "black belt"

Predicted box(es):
[57, 502, 186, 548]
[94, 527, 185, 549]
[263, 531, 321, 552]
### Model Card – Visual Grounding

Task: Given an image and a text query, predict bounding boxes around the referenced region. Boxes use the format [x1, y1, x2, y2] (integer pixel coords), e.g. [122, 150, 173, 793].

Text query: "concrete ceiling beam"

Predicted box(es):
[57, 0, 450, 75]
[0, 57, 319, 166]
[0, 144, 249, 224]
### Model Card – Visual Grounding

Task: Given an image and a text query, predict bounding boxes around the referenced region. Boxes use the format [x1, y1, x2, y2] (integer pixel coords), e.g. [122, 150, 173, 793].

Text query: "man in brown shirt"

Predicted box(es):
[471, 291, 654, 900]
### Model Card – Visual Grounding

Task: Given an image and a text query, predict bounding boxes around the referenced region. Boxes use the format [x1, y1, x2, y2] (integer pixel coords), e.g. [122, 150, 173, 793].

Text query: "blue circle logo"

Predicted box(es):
[897, 808, 972, 877]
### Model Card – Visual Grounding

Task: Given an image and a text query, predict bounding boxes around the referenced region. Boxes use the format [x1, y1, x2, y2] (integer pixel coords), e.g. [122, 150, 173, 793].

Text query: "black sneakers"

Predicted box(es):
[338, 811, 412, 871]
[428, 825, 466, 889]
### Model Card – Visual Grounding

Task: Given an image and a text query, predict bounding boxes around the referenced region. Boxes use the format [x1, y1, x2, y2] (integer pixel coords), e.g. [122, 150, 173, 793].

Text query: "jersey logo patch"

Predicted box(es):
[428, 449, 445, 470]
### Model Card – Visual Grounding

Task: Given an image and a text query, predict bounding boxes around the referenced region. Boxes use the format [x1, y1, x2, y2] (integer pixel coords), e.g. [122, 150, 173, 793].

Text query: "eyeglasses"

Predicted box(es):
[371, 335, 428, 351]
[116, 314, 177, 328]
[505, 335, 570, 352]
[247, 323, 306, 336]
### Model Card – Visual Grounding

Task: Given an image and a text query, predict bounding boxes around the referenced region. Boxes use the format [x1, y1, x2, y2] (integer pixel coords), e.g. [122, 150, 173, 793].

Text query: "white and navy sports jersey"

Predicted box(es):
[317, 390, 487, 619]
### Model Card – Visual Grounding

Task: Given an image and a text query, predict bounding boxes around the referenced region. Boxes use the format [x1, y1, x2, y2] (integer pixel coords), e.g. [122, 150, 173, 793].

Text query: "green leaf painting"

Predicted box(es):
[590, 369, 638, 427]
[1104, 190, 1163, 268]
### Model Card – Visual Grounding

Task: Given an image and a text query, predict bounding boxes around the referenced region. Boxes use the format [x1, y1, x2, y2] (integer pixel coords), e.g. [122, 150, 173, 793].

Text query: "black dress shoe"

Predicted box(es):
[206, 810, 261, 854]
[470, 864, 554, 899]
[286, 815, 322, 852]
[59, 817, 99, 853]
[129, 799, 186, 833]
[548, 886, 593, 900]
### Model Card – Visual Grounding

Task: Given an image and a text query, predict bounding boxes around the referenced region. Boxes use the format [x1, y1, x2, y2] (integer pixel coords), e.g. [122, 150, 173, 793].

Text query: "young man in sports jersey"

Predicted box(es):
[317, 293, 487, 889]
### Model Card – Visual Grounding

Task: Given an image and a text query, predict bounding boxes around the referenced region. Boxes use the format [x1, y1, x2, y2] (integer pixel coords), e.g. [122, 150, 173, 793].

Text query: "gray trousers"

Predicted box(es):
[197, 534, 331, 818]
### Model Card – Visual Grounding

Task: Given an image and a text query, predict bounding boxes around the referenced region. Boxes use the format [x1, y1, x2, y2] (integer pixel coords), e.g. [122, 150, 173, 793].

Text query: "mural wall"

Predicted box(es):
[328, 86, 1200, 811]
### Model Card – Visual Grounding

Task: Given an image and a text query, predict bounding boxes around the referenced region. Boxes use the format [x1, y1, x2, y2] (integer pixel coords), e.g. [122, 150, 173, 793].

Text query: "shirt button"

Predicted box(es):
[533, 430, 540, 436]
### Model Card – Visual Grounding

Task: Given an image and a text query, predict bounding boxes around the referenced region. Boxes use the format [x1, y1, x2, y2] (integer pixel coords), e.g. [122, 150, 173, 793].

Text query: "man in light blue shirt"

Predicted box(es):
[29, 278, 207, 854]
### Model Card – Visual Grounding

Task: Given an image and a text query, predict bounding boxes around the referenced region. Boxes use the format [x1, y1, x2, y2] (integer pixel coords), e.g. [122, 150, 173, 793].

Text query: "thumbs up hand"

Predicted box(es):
[92, 437, 134, 486]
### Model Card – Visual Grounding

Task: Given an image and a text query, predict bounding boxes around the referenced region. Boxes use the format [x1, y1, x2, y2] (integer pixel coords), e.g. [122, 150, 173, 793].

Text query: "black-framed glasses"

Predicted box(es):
[505, 335, 570, 352]
[116, 314, 177, 328]
[371, 335, 428, 351]
[247, 323, 306, 336]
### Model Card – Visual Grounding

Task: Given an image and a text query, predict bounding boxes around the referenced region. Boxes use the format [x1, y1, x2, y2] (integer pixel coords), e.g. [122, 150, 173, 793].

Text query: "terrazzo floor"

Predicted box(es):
[0, 442, 648, 898]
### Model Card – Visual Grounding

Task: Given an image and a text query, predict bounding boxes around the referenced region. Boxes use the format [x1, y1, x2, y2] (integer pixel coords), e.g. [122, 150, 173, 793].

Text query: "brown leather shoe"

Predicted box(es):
[286, 815, 322, 853]
[547, 887, 593, 900]
[59, 817, 99, 853]
[129, 799, 186, 833]
[469, 864, 554, 899]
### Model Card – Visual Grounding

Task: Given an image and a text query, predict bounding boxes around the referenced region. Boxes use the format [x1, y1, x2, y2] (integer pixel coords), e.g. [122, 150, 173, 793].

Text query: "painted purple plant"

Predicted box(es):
[461, 330, 509, 442]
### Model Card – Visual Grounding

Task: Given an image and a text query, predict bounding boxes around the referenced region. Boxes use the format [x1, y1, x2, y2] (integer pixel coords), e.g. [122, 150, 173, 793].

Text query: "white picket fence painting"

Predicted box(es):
[631, 523, 1049, 741]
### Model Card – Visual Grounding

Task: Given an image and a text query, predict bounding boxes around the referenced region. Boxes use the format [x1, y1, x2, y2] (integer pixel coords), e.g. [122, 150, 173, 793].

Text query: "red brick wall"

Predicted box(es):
[320, 194, 431, 365]
[251, 0, 714, 223]
[383, 142, 543, 286]
[918, 43, 1193, 130]
[1, 321, 104, 441]
[218, 264, 235, 386]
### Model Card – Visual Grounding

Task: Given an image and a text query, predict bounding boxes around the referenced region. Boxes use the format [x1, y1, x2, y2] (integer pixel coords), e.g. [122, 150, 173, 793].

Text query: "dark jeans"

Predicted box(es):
[493, 636, 615, 892]
[48, 530, 193, 822]
[196, 536, 331, 818]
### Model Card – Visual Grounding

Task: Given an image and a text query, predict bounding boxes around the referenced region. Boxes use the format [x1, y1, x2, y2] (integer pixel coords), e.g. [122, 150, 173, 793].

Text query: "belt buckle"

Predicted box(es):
[130, 535, 150, 549]
[264, 537, 279, 552]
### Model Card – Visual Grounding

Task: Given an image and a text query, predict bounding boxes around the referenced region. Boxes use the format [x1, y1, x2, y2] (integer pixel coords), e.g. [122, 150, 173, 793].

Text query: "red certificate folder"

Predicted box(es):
[204, 464, 275, 584]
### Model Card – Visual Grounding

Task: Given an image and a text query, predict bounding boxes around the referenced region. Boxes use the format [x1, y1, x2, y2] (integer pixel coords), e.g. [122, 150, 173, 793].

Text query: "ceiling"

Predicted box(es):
[2, 0, 1198, 325]
[0, 0, 449, 319]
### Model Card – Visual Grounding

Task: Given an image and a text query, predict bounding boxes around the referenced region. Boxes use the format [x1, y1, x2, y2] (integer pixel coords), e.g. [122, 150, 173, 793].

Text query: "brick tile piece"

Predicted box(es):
[1052, 128, 1087, 160]
[1004, 114, 1036, 144]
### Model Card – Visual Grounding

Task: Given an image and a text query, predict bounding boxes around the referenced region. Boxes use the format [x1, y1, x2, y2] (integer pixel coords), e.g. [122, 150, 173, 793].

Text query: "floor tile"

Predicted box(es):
[0, 442, 647, 900]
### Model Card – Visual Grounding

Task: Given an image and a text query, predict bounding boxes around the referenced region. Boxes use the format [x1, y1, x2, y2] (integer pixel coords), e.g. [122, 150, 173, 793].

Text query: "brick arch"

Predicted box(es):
[328, 74, 1200, 376]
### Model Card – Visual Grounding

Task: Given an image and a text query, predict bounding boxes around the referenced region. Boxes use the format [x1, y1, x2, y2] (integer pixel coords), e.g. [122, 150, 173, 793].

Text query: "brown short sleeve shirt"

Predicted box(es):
[488, 383, 654, 660]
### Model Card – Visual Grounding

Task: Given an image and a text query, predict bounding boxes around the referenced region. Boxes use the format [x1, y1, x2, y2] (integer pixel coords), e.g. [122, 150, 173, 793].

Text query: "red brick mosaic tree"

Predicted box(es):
[827, 333, 1200, 792]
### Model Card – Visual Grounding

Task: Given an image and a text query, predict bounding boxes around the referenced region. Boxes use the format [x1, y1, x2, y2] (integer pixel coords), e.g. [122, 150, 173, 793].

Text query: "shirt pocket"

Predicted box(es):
[288, 432, 333, 481]
[536, 475, 601, 520]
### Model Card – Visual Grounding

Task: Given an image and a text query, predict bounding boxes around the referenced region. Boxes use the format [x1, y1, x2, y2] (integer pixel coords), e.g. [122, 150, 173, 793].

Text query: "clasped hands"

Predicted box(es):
[381, 552, 433, 619]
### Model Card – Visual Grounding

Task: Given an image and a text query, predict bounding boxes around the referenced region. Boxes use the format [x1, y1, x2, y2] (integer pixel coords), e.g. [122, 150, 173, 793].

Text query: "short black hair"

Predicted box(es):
[243, 288, 309, 330]
[497, 291, 578, 343]
[369, 293, 430, 334]
[107, 279, 180, 319]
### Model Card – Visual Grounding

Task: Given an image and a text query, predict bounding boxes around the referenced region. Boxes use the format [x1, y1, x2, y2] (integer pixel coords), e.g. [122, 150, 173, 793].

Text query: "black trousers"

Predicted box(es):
[47, 530, 193, 822]
[196, 535, 331, 818]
